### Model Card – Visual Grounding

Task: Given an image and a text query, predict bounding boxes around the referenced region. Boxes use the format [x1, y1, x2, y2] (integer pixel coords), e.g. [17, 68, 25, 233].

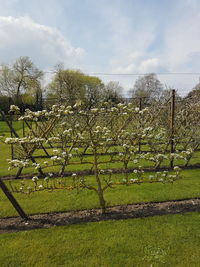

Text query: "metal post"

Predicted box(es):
[0, 178, 28, 220]
[170, 89, 175, 168]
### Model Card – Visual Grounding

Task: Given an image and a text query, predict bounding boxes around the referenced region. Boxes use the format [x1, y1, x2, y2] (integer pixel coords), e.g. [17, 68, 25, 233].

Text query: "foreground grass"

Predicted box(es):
[0, 212, 200, 266]
[0, 168, 199, 217]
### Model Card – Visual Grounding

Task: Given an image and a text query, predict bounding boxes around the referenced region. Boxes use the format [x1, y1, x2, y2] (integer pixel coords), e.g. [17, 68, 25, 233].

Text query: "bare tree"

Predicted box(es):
[0, 56, 43, 105]
[103, 81, 124, 103]
[130, 73, 164, 103]
[185, 82, 200, 103]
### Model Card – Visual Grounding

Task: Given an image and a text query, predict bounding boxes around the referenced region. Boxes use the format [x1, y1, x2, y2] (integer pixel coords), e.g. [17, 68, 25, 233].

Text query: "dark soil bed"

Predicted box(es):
[0, 198, 199, 234]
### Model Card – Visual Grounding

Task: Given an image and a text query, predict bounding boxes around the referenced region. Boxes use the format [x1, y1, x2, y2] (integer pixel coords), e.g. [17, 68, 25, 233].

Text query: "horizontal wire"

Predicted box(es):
[1, 68, 200, 76]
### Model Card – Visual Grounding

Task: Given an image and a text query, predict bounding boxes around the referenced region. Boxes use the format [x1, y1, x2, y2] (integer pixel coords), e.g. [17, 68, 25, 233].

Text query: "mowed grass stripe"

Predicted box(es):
[0, 212, 199, 266]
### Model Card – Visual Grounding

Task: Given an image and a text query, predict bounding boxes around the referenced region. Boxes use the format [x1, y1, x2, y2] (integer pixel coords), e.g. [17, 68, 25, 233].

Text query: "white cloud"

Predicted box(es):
[0, 16, 85, 69]
[161, 3, 200, 72]
[139, 58, 166, 73]
[111, 63, 135, 74]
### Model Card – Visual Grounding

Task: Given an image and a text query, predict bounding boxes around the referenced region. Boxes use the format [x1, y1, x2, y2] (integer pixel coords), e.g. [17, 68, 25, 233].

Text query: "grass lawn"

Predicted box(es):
[0, 212, 200, 266]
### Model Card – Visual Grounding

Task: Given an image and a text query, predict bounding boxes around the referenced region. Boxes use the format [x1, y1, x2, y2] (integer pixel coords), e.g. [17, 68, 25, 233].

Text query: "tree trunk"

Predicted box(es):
[94, 146, 106, 213]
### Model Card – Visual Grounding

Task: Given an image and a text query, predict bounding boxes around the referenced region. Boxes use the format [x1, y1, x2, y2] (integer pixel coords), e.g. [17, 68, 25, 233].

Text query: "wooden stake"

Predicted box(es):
[170, 89, 175, 168]
[0, 178, 28, 220]
[138, 97, 142, 153]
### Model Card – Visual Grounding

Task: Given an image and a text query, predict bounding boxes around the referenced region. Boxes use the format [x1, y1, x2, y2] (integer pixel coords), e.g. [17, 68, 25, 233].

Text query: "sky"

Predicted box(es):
[0, 0, 200, 96]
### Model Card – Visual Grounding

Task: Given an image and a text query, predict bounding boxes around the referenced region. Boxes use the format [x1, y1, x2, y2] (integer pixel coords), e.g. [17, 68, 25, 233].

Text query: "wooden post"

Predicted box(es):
[139, 97, 142, 111]
[170, 89, 175, 168]
[138, 97, 142, 153]
[22, 120, 25, 137]
[0, 178, 28, 220]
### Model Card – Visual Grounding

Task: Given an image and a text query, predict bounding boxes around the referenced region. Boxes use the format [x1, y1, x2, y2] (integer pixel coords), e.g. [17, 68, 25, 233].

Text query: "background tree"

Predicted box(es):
[130, 73, 164, 104]
[103, 81, 124, 104]
[0, 56, 43, 107]
[48, 68, 83, 106]
[0, 95, 11, 114]
[81, 75, 104, 109]
[185, 82, 200, 103]
[47, 66, 104, 107]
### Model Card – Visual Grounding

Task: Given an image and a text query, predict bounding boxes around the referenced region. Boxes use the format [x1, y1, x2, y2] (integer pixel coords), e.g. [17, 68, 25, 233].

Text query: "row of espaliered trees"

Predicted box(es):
[3, 103, 184, 214]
